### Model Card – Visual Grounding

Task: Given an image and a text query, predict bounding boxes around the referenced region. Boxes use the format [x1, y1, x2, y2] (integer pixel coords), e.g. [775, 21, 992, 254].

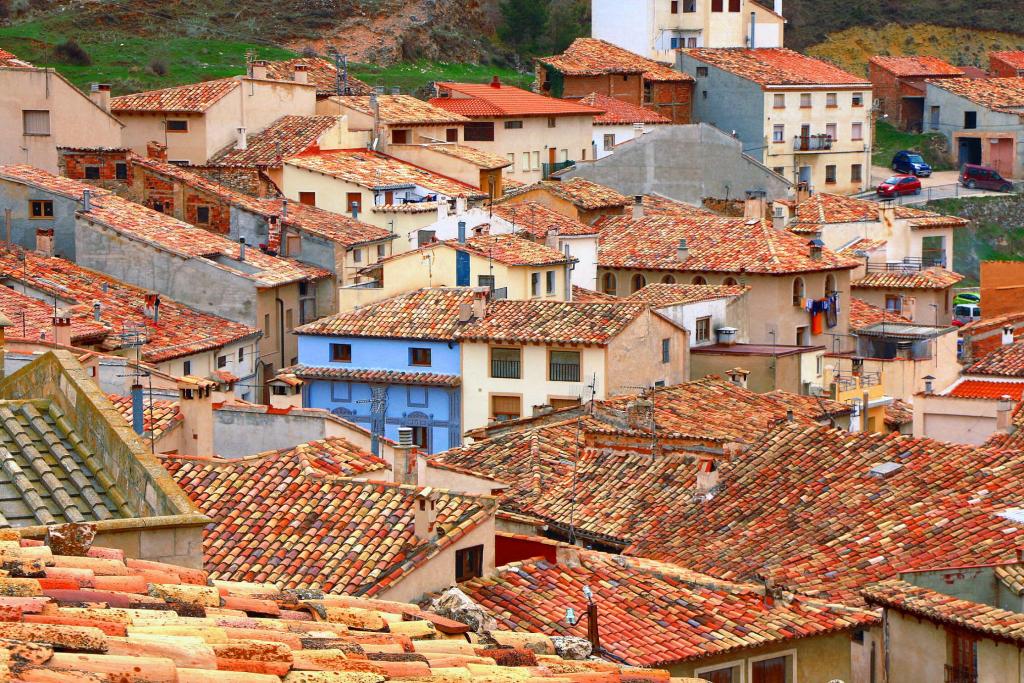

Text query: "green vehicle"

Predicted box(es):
[953, 292, 981, 306]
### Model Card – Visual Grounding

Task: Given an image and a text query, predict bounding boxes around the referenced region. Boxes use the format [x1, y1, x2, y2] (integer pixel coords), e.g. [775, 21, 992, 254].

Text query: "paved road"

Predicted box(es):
[860, 166, 1009, 205]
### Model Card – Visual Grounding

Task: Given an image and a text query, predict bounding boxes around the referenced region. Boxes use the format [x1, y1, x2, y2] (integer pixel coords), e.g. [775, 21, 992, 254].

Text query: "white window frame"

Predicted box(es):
[695, 658, 746, 682]
[772, 124, 785, 143]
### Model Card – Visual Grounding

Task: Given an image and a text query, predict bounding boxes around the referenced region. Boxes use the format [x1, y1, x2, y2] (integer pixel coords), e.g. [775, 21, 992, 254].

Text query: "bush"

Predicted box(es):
[148, 58, 168, 76]
[54, 39, 91, 66]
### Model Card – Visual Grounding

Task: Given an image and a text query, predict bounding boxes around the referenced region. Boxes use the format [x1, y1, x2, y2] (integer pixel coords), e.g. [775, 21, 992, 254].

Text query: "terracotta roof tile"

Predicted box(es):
[209, 115, 339, 167]
[849, 297, 912, 330]
[851, 267, 964, 290]
[286, 149, 484, 198]
[0, 164, 111, 201]
[945, 379, 1024, 400]
[503, 177, 631, 210]
[296, 288, 480, 341]
[599, 215, 860, 274]
[625, 422, 1024, 603]
[578, 92, 673, 125]
[885, 399, 913, 428]
[786, 193, 968, 233]
[107, 395, 182, 438]
[456, 300, 651, 345]
[265, 57, 374, 96]
[869, 55, 964, 77]
[341, 94, 470, 125]
[927, 77, 1024, 113]
[965, 341, 1024, 378]
[431, 82, 603, 118]
[997, 563, 1024, 596]
[0, 47, 32, 68]
[571, 286, 620, 302]
[837, 237, 888, 257]
[0, 285, 107, 345]
[640, 193, 718, 217]
[539, 38, 692, 82]
[464, 549, 878, 667]
[683, 48, 869, 87]
[425, 144, 513, 169]
[628, 283, 749, 307]
[991, 51, 1024, 71]
[491, 201, 598, 237]
[188, 164, 279, 197]
[110, 78, 240, 113]
[454, 232, 574, 266]
[285, 365, 461, 387]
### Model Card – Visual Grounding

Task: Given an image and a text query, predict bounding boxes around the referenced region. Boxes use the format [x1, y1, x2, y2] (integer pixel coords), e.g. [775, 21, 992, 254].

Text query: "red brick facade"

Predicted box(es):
[648, 81, 693, 125]
[57, 149, 131, 182]
[990, 53, 1024, 78]
[868, 60, 964, 132]
[536, 65, 692, 124]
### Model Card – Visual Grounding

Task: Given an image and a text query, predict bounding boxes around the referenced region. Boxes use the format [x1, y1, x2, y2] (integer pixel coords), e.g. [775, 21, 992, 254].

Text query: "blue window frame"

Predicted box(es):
[408, 386, 428, 407]
[331, 382, 352, 403]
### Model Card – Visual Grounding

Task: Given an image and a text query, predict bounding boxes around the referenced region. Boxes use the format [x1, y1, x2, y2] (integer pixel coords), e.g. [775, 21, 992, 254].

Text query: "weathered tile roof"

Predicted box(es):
[571, 286, 620, 303]
[265, 56, 374, 96]
[0, 164, 111, 201]
[946, 379, 1024, 400]
[539, 38, 691, 82]
[991, 51, 1024, 71]
[869, 55, 964, 77]
[0, 47, 32, 68]
[504, 177, 631, 210]
[0, 248, 259, 364]
[163, 442, 494, 596]
[110, 78, 240, 113]
[997, 562, 1024, 596]
[786, 193, 968, 232]
[492, 201, 598, 238]
[209, 114, 338, 166]
[625, 422, 1024, 602]
[885, 399, 913, 429]
[287, 149, 485, 198]
[285, 364, 461, 387]
[864, 578, 1024, 644]
[456, 300, 651, 345]
[455, 232, 575, 266]
[628, 283, 749, 307]
[985, 403, 1024, 450]
[640, 193, 718, 217]
[965, 341, 1024, 378]
[341, 94, 470, 125]
[851, 267, 964, 290]
[425, 143, 513, 169]
[0, 285, 107, 345]
[849, 297, 912, 330]
[107, 394, 182, 438]
[599, 215, 860, 274]
[578, 92, 673, 125]
[464, 549, 878, 667]
[296, 288, 479, 341]
[0, 532, 662, 683]
[430, 82, 603, 118]
[189, 164, 280, 197]
[683, 48, 869, 87]
[926, 76, 1024, 114]
[837, 237, 887, 256]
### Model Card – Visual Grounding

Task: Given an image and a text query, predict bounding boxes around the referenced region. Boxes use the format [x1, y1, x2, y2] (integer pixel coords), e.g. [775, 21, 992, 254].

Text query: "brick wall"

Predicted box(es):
[980, 260, 1024, 319]
[868, 63, 906, 129]
[650, 81, 693, 124]
[58, 149, 131, 181]
[990, 54, 1024, 78]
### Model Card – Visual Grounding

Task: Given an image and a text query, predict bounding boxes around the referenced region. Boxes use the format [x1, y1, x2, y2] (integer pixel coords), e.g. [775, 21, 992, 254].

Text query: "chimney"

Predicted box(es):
[744, 190, 767, 219]
[795, 182, 811, 204]
[457, 221, 467, 244]
[51, 310, 72, 347]
[458, 303, 474, 323]
[456, 197, 467, 214]
[774, 0, 783, 15]
[715, 326, 739, 346]
[177, 377, 215, 456]
[250, 59, 268, 80]
[1003, 325, 1015, 346]
[626, 398, 654, 430]
[35, 228, 54, 256]
[997, 396, 1014, 434]
[726, 367, 750, 388]
[472, 288, 488, 319]
[144, 293, 161, 324]
[238, 237, 246, 261]
[632, 195, 644, 220]
[437, 201, 449, 221]
[633, 122, 645, 137]
[236, 127, 248, 150]
[808, 238, 824, 261]
[293, 63, 309, 84]
[413, 488, 438, 541]
[130, 383, 145, 436]
[771, 204, 787, 231]
[81, 189, 92, 213]
[491, 75, 502, 88]
[923, 374, 935, 394]
[786, 409, 794, 422]
[676, 238, 689, 263]
[749, 11, 756, 49]
[694, 458, 720, 500]
[350, 201, 359, 221]
[532, 404, 555, 417]
[896, 340, 913, 360]
[89, 83, 111, 112]
[146, 141, 168, 162]
[393, 427, 418, 485]
[545, 227, 561, 249]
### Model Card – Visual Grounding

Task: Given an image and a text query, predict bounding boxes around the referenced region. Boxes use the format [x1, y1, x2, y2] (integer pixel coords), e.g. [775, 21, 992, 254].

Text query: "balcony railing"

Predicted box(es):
[945, 665, 978, 683]
[793, 134, 833, 151]
[866, 256, 947, 273]
[542, 160, 575, 180]
[549, 362, 581, 382]
[491, 359, 521, 379]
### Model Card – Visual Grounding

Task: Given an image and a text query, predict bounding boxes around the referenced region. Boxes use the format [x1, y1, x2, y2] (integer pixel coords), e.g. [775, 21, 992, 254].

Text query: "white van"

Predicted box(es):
[953, 304, 981, 326]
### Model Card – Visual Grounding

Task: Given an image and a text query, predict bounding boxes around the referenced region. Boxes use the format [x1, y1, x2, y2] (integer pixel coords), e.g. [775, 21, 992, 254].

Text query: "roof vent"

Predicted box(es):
[868, 462, 902, 479]
[491, 75, 501, 88]
[676, 238, 689, 263]
[397, 426, 414, 447]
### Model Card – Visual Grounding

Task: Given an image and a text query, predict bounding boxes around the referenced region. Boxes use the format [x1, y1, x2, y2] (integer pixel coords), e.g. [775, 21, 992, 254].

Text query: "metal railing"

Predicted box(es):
[542, 161, 575, 180]
[491, 359, 521, 379]
[866, 256, 946, 273]
[549, 362, 581, 382]
[793, 134, 833, 151]
[945, 665, 978, 683]
[834, 372, 881, 391]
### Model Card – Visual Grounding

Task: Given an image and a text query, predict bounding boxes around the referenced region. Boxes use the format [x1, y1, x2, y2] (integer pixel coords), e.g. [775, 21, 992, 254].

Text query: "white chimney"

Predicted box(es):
[177, 378, 215, 456]
[413, 488, 438, 541]
[632, 195, 644, 220]
[694, 458, 720, 500]
[51, 310, 72, 347]
[89, 83, 111, 112]
[393, 427, 417, 485]
[236, 127, 248, 150]
[293, 64, 309, 84]
[1003, 325, 1015, 346]
[436, 201, 449, 221]
[774, 0, 783, 16]
[997, 396, 1014, 434]
[238, 237, 246, 262]
[455, 197, 467, 214]
[726, 367, 749, 388]
[676, 238, 689, 263]
[250, 59, 268, 80]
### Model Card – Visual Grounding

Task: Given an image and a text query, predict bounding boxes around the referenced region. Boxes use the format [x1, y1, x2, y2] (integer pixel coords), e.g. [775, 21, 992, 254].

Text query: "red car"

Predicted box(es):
[876, 174, 921, 197]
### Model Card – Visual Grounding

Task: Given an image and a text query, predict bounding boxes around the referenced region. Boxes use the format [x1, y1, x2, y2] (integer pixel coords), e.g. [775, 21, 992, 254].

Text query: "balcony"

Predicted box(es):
[945, 665, 977, 683]
[491, 359, 521, 379]
[542, 160, 575, 180]
[793, 134, 833, 152]
[549, 362, 581, 383]
[866, 256, 947, 273]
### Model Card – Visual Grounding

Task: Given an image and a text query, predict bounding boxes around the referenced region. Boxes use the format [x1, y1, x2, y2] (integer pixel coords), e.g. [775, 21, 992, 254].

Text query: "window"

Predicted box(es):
[551, 397, 581, 410]
[531, 272, 541, 297]
[631, 273, 646, 293]
[772, 124, 785, 143]
[695, 663, 742, 683]
[507, 153, 516, 171]
[84, 166, 100, 180]
[825, 164, 837, 184]
[217, 355, 227, 369]
[825, 273, 837, 296]
[826, 92, 838, 107]
[29, 200, 53, 219]
[852, 122, 864, 140]
[773, 94, 785, 109]
[330, 343, 352, 362]
[773, 166, 785, 175]
[522, 152, 531, 171]
[696, 66, 709, 78]
[165, 119, 188, 132]
[22, 110, 50, 136]
[272, 385, 288, 396]
[851, 163, 863, 183]
[446, 128, 458, 142]
[285, 308, 294, 331]
[947, 630, 979, 683]
[885, 295, 902, 313]
[115, 162, 128, 180]
[603, 133, 616, 151]
[825, 123, 837, 141]
[464, 122, 495, 142]
[930, 105, 941, 129]
[800, 93, 811, 108]
[353, 248, 362, 263]
[670, 0, 679, 12]
[491, 347, 521, 379]
[264, 314, 271, 336]
[238, 347, 245, 362]
[377, 243, 386, 259]
[409, 425, 429, 449]
[392, 129, 410, 144]
[196, 206, 210, 224]
[792, 277, 805, 306]
[643, 81, 653, 104]
[751, 655, 790, 683]
[504, 120, 524, 129]
[723, 277, 738, 286]
[711, 0, 723, 10]
[346, 192, 362, 214]
[601, 272, 617, 295]
[491, 395, 521, 421]
[455, 545, 484, 582]
[532, 151, 540, 170]
[549, 350, 581, 382]
[661, 274, 676, 284]
[922, 235, 946, 267]
[298, 191, 316, 206]
[183, 360, 191, 375]
[478, 274, 496, 291]
[547, 117, 556, 128]
[331, 382, 351, 402]
[661, 338, 670, 364]
[852, 92, 864, 107]
[695, 316, 711, 343]
[728, 0, 739, 10]
[691, 275, 707, 285]
[964, 111, 977, 129]
[409, 347, 432, 367]
[545, 270, 556, 295]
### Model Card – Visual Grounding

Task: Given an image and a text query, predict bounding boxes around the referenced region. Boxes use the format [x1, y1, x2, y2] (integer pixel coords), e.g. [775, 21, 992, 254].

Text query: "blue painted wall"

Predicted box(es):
[0, 181, 81, 258]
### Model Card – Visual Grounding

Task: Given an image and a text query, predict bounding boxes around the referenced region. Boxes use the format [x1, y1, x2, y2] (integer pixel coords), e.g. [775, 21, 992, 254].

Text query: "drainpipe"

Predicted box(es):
[276, 295, 286, 370]
[749, 11, 756, 48]
[563, 243, 572, 300]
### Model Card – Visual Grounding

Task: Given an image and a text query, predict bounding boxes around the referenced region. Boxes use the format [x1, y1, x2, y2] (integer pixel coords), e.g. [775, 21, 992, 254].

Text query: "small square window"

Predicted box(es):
[22, 110, 50, 136]
[84, 166, 100, 180]
[299, 192, 316, 206]
[826, 92, 837, 107]
[603, 133, 616, 151]
[772, 124, 785, 143]
[456, 545, 484, 582]
[392, 129, 410, 144]
[353, 249, 362, 263]
[825, 165, 837, 184]
[272, 385, 287, 396]
[773, 166, 785, 175]
[446, 128, 458, 142]
[29, 200, 54, 218]
[504, 120, 524, 130]
[852, 122, 864, 141]
[800, 93, 811, 108]
[545, 270, 555, 295]
[410, 347, 432, 366]
[196, 206, 211, 224]
[331, 343, 352, 362]
[851, 164, 863, 183]
[695, 316, 711, 343]
[407, 385, 429, 407]
[166, 119, 189, 132]
[773, 94, 785, 109]
[331, 382, 352, 402]
[852, 92, 864, 107]
[377, 243, 386, 259]
[217, 355, 227, 369]
[115, 162, 128, 180]
[547, 117, 556, 128]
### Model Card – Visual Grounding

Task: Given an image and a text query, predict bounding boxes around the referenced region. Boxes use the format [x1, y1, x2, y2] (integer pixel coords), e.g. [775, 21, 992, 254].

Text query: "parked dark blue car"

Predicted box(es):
[892, 150, 932, 177]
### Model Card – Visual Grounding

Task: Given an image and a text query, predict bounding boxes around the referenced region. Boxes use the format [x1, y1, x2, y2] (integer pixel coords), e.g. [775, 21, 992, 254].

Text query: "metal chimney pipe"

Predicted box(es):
[239, 236, 246, 261]
[350, 201, 359, 221]
[130, 383, 145, 436]
[749, 11, 756, 49]
[82, 189, 92, 213]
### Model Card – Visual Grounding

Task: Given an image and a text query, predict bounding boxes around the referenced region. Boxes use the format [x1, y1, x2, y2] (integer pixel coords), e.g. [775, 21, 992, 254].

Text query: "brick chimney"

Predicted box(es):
[51, 309, 72, 347]
[177, 376, 215, 456]
[472, 288, 488, 319]
[35, 228, 54, 256]
[146, 141, 168, 162]
[744, 190, 767, 219]
[293, 63, 309, 84]
[726, 367, 750, 388]
[413, 487, 438, 541]
[491, 75, 502, 88]
[89, 83, 111, 113]
[250, 59, 268, 80]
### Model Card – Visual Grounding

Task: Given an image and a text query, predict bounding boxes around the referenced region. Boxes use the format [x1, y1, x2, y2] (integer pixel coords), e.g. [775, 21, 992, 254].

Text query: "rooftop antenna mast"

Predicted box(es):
[113, 323, 156, 454]
[567, 373, 599, 545]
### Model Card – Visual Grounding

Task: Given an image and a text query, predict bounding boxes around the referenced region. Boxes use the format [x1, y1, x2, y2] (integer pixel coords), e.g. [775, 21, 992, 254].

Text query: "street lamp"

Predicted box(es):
[564, 585, 601, 652]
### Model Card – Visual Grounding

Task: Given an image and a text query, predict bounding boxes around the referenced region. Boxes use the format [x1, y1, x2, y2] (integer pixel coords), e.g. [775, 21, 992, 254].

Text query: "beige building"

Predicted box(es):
[0, 50, 123, 173]
[429, 80, 600, 182]
[456, 299, 688, 429]
[110, 60, 317, 165]
[498, 177, 630, 225]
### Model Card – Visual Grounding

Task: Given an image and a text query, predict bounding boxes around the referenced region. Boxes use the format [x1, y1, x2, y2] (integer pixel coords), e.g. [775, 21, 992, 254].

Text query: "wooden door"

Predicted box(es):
[548, 148, 556, 165]
[702, 668, 734, 683]
[751, 656, 787, 683]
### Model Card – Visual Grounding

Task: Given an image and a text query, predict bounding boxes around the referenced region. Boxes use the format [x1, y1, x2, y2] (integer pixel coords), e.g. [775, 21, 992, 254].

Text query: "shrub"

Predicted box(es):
[54, 39, 91, 66]
[148, 58, 168, 76]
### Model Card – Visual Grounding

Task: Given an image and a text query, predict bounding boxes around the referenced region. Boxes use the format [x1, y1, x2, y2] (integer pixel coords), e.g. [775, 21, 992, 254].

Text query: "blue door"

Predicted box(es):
[456, 251, 470, 286]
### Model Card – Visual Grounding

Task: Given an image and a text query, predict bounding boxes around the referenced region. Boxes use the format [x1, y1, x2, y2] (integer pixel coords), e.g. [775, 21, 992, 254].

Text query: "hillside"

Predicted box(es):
[925, 196, 1024, 284]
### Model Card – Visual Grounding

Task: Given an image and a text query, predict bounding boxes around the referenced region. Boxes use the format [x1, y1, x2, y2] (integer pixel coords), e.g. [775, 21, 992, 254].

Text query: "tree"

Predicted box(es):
[497, 0, 549, 55]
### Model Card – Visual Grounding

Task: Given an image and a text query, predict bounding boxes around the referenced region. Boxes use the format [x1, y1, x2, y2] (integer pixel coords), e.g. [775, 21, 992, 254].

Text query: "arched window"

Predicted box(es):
[825, 273, 837, 297]
[661, 274, 676, 284]
[631, 274, 647, 293]
[601, 272, 617, 295]
[691, 275, 707, 285]
[723, 277, 739, 286]
[792, 277, 806, 306]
